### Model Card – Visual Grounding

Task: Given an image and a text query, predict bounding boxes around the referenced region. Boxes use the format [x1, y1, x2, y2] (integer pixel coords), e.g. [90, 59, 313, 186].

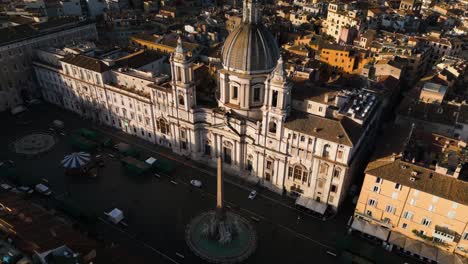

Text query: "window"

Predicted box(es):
[373, 186, 380, 193]
[308, 138, 313, 144]
[428, 205, 435, 212]
[272, 91, 278, 107]
[385, 205, 396, 214]
[337, 150, 343, 159]
[266, 160, 272, 170]
[268, 121, 277, 133]
[402, 223, 407, 229]
[319, 163, 329, 174]
[322, 144, 331, 158]
[157, 118, 169, 135]
[463, 233, 468, 240]
[368, 199, 377, 207]
[288, 166, 293, 178]
[402, 211, 413, 220]
[391, 192, 398, 199]
[421, 218, 431, 227]
[253, 86, 261, 102]
[232, 86, 238, 99]
[300, 136, 305, 142]
[395, 183, 401, 190]
[375, 177, 382, 184]
[293, 166, 302, 180]
[366, 210, 372, 216]
[333, 168, 341, 179]
[330, 185, 337, 193]
[178, 94, 185, 106]
[447, 211, 456, 219]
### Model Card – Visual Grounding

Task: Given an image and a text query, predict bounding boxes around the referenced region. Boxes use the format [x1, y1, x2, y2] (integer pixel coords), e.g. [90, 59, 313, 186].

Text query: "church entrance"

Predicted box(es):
[223, 147, 232, 164]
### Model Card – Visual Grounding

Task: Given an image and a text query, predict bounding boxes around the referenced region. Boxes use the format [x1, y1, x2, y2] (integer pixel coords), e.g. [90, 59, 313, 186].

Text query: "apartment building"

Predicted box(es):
[319, 44, 371, 74]
[353, 125, 468, 262]
[0, 17, 97, 112]
[424, 33, 463, 65]
[372, 33, 431, 85]
[323, 3, 362, 43]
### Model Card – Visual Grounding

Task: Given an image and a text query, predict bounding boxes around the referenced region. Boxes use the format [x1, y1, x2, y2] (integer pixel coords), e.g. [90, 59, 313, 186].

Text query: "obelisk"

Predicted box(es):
[216, 155, 225, 220]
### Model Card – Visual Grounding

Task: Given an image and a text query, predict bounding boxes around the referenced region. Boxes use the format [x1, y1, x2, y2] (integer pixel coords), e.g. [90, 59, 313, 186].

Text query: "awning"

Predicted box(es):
[350, 218, 390, 241]
[420, 243, 438, 262]
[295, 196, 327, 214]
[388, 232, 407, 248]
[437, 249, 468, 264]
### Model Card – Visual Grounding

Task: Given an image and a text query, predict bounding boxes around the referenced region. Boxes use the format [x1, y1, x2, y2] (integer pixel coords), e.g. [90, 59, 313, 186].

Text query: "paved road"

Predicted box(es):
[0, 103, 418, 264]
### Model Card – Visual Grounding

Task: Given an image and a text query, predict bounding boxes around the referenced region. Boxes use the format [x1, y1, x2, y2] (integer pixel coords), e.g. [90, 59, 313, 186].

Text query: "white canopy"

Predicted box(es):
[62, 152, 91, 169]
[351, 218, 390, 241]
[145, 157, 157, 165]
[108, 208, 124, 224]
[295, 196, 327, 215]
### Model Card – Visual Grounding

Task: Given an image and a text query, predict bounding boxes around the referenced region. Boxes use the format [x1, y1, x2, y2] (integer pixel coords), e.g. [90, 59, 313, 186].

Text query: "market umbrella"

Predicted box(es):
[62, 152, 91, 169]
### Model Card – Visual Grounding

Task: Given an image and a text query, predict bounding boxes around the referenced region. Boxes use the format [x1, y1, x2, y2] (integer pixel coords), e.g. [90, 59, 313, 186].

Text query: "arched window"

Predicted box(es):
[157, 118, 169, 135]
[323, 144, 331, 158]
[178, 94, 185, 106]
[291, 165, 308, 183]
[272, 90, 278, 107]
[268, 121, 277, 133]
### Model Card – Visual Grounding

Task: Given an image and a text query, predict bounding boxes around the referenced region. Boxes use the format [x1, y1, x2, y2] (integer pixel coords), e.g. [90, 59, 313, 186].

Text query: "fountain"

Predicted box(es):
[185, 157, 257, 263]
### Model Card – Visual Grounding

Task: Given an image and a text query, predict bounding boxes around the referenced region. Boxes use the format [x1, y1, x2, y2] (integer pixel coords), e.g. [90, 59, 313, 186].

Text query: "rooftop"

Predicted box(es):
[284, 111, 362, 146]
[397, 98, 468, 127]
[366, 159, 468, 205]
[61, 55, 110, 73]
[366, 125, 468, 204]
[0, 17, 93, 46]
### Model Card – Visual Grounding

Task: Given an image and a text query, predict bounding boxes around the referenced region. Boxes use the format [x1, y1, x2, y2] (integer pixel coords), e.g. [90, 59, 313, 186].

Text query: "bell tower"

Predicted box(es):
[171, 36, 196, 111]
[262, 56, 291, 139]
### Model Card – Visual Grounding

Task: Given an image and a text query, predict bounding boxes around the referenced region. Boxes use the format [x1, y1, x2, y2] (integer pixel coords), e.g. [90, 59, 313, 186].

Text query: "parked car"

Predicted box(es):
[35, 184, 52, 196]
[0, 183, 12, 190]
[190, 180, 202, 188]
[248, 190, 257, 200]
[17, 186, 34, 194]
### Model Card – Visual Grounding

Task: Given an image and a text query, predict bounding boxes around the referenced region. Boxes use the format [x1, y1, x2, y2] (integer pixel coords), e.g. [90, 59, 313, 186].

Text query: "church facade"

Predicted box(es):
[33, 0, 380, 212]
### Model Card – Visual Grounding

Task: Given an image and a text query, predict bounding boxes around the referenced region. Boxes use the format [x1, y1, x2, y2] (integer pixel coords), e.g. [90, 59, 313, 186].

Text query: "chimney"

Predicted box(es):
[324, 93, 329, 103]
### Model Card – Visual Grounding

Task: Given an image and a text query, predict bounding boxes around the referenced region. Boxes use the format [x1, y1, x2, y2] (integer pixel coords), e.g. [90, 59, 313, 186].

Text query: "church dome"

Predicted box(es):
[221, 23, 280, 74]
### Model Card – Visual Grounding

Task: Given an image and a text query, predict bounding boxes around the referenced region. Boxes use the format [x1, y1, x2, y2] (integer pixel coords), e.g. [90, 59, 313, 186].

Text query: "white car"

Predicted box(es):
[18, 186, 34, 194]
[35, 184, 52, 196]
[248, 190, 257, 200]
[0, 183, 12, 190]
[190, 180, 202, 188]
